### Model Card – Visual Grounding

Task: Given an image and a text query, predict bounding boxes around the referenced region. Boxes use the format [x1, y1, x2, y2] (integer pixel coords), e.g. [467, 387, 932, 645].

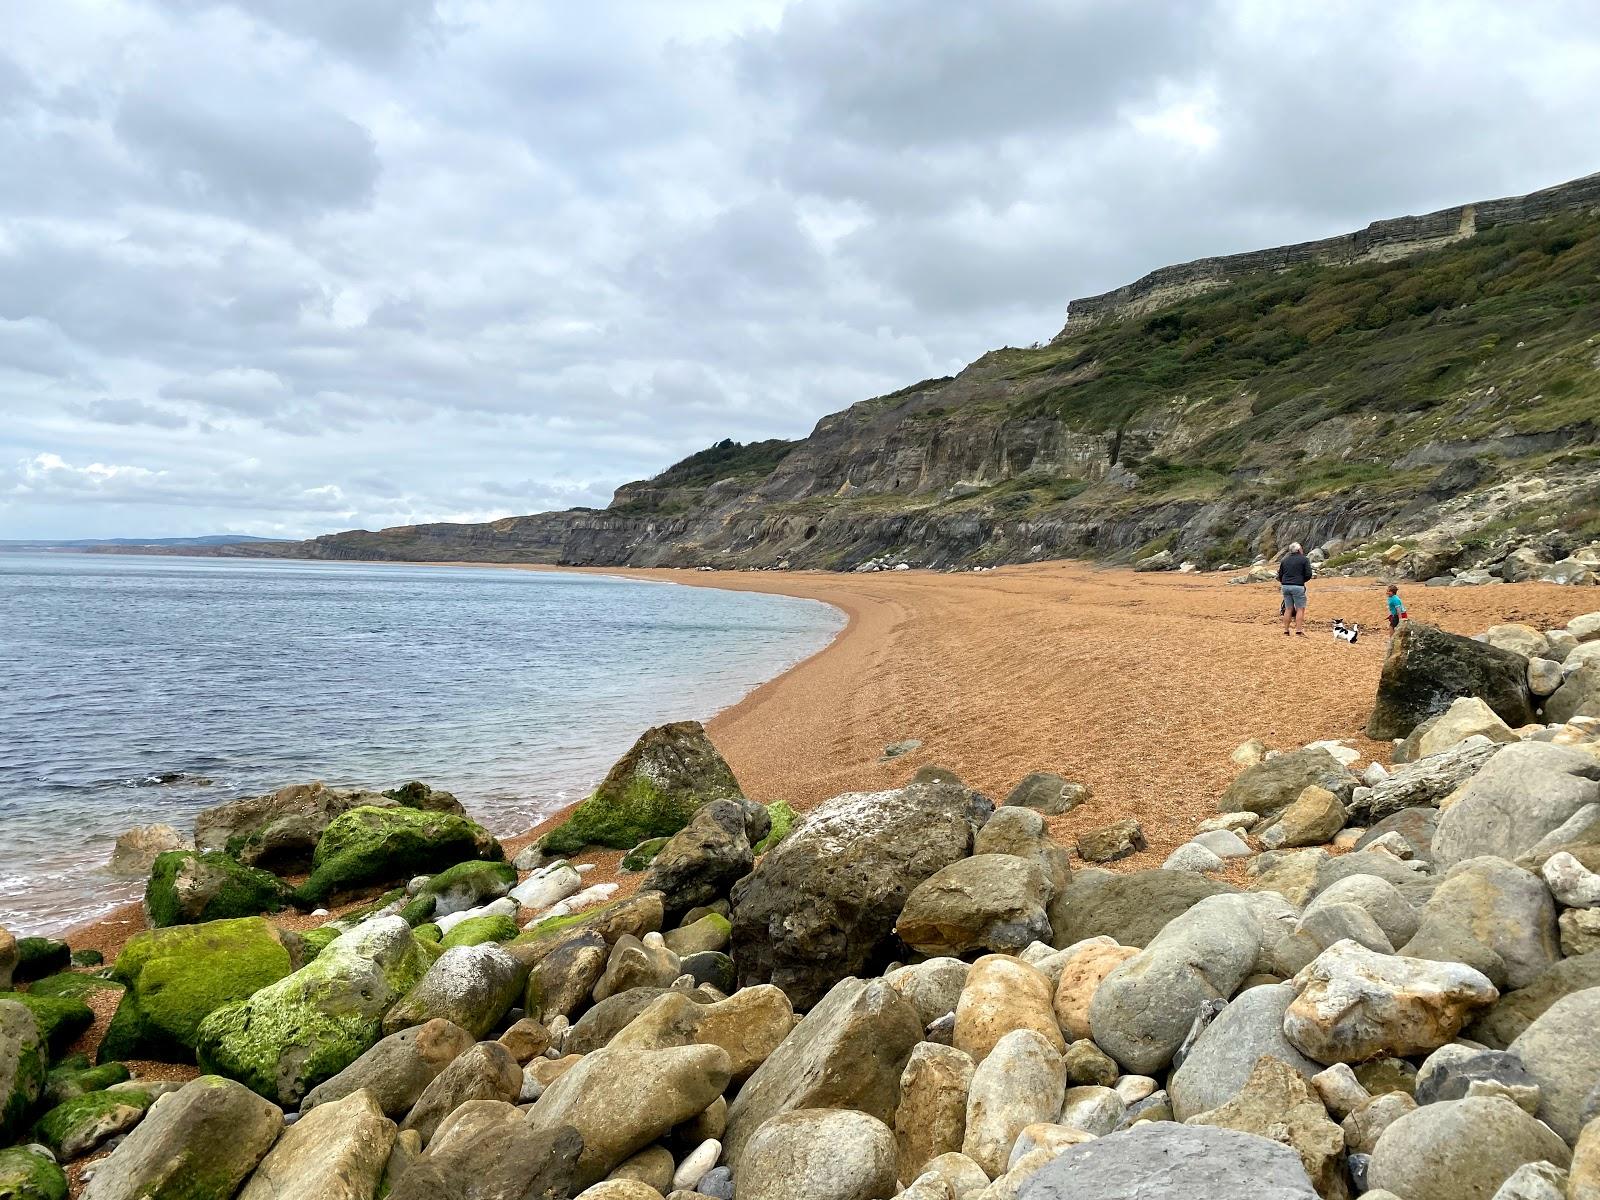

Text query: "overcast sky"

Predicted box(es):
[3, 1, 1598, 539]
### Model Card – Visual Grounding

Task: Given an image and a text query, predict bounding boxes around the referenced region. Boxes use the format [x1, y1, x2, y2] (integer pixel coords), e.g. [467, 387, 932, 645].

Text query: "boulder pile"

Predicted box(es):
[3, 639, 1600, 1198]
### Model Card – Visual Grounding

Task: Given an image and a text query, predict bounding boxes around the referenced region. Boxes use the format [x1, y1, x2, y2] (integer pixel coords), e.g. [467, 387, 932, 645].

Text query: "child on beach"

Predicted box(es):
[1386, 584, 1406, 631]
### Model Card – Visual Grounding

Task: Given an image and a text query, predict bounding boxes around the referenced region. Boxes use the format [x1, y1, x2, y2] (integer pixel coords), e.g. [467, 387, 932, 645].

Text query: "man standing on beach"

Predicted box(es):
[1278, 542, 1312, 637]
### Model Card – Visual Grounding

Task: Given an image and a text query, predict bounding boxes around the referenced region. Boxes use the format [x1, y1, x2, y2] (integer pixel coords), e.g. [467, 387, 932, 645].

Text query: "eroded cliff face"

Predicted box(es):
[230, 173, 1600, 576]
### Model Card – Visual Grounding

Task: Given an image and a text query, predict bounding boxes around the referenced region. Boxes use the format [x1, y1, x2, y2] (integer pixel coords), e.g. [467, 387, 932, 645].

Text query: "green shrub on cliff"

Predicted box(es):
[295, 805, 502, 908]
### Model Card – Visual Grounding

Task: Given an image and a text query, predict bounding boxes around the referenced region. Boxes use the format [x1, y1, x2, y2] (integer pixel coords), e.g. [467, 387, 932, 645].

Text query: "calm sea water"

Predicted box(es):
[0, 554, 843, 935]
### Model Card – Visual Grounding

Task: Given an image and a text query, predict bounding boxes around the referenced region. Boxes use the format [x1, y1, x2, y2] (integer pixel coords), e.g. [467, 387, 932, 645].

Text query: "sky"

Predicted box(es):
[3, 1, 1598, 540]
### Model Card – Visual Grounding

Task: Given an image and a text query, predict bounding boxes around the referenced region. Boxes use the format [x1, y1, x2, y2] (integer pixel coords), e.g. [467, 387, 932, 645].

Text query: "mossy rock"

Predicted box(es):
[538, 720, 742, 856]
[0, 1146, 66, 1200]
[26, 972, 123, 1001]
[13, 939, 70, 984]
[510, 891, 664, 951]
[101, 917, 294, 1062]
[44, 1060, 129, 1106]
[295, 806, 503, 908]
[0, 993, 92, 1053]
[32, 1087, 153, 1159]
[1, 999, 48, 1144]
[399, 859, 517, 925]
[620, 837, 670, 872]
[298, 926, 341, 962]
[143, 850, 294, 928]
[69, 949, 103, 968]
[413, 923, 442, 944]
[754, 800, 797, 854]
[384, 780, 466, 814]
[439, 914, 518, 949]
[195, 917, 431, 1105]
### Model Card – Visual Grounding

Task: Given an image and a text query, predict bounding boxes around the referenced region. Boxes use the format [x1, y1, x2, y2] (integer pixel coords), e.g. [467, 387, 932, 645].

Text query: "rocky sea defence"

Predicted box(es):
[2, 617, 1600, 1198]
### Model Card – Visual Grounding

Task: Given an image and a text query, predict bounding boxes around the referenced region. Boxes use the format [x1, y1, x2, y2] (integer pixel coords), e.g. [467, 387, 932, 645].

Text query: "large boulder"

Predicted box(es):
[1469, 953, 1600, 1049]
[1481, 624, 1553, 660]
[143, 850, 293, 928]
[387, 1103, 581, 1200]
[238, 1088, 394, 1200]
[538, 721, 743, 857]
[1220, 749, 1356, 819]
[0, 999, 45, 1144]
[1169, 983, 1321, 1121]
[1414, 696, 1519, 758]
[398, 1042, 522, 1144]
[1016, 1121, 1319, 1198]
[197, 782, 394, 872]
[297, 806, 501, 907]
[894, 1043, 974, 1184]
[639, 800, 755, 920]
[1048, 869, 1238, 949]
[1431, 742, 1600, 870]
[302, 1017, 474, 1116]
[1367, 1095, 1571, 1200]
[525, 1041, 731, 1186]
[1404, 858, 1558, 990]
[722, 976, 921, 1173]
[1508, 987, 1600, 1143]
[730, 781, 985, 1006]
[1283, 940, 1498, 1064]
[607, 986, 794, 1083]
[382, 943, 525, 1039]
[954, 955, 1063, 1064]
[108, 824, 191, 878]
[1367, 622, 1536, 740]
[80, 1076, 282, 1200]
[402, 860, 517, 924]
[1004, 772, 1089, 816]
[1185, 1056, 1346, 1199]
[974, 806, 1072, 891]
[0, 1146, 67, 1200]
[1546, 663, 1600, 725]
[1088, 894, 1262, 1074]
[894, 854, 1054, 957]
[101, 917, 295, 1060]
[196, 916, 433, 1105]
[738, 1108, 898, 1200]
[962, 1028, 1066, 1178]
[1350, 737, 1502, 825]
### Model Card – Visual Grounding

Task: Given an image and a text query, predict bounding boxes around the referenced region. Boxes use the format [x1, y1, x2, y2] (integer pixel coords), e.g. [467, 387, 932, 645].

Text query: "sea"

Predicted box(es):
[0, 553, 844, 936]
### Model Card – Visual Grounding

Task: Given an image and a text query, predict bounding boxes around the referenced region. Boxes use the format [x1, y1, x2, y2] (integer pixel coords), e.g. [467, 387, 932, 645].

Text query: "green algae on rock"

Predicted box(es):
[44, 1060, 130, 1106]
[398, 859, 516, 925]
[754, 801, 797, 855]
[538, 721, 743, 857]
[33, 1086, 154, 1159]
[620, 837, 670, 873]
[100, 918, 294, 1062]
[0, 1145, 67, 1200]
[1, 999, 47, 1144]
[195, 916, 431, 1105]
[439, 913, 519, 949]
[296, 806, 502, 908]
[24, 972, 123, 1001]
[0, 992, 93, 1054]
[13, 939, 70, 984]
[143, 851, 294, 928]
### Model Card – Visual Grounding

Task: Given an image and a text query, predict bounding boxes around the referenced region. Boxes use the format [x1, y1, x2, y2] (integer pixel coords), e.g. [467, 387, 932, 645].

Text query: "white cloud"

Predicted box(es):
[1, 0, 1598, 538]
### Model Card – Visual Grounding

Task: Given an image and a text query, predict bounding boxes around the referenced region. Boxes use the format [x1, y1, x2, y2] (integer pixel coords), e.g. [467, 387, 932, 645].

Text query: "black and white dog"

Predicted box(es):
[1331, 619, 1361, 644]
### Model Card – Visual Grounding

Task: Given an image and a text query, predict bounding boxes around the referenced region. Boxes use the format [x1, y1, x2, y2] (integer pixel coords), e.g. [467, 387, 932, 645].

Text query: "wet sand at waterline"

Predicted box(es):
[63, 561, 1589, 982]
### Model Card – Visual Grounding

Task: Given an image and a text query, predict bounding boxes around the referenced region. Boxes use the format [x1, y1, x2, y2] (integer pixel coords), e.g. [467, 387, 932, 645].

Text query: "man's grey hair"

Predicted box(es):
[1289, 542, 1303, 553]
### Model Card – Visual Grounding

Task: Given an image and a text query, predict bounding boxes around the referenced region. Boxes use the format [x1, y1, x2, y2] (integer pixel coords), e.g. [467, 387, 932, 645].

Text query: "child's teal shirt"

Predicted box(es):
[1387, 593, 1403, 616]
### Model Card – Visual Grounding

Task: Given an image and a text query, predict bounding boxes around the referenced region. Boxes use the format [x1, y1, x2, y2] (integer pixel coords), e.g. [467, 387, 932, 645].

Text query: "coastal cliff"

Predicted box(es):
[217, 172, 1600, 579]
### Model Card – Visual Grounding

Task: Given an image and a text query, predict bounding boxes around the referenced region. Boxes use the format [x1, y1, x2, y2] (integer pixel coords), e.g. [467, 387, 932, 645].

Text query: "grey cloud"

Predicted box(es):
[75, 398, 192, 429]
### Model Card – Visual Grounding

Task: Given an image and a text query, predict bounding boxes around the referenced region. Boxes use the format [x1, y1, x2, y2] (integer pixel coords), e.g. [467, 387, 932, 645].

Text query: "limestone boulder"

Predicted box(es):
[526, 1041, 731, 1186]
[80, 1076, 282, 1200]
[0, 1147, 66, 1200]
[538, 720, 744, 857]
[895, 855, 1054, 957]
[730, 781, 984, 1007]
[388, 1102, 582, 1200]
[738, 1109, 898, 1200]
[895, 1043, 974, 1185]
[523, 930, 609, 1023]
[1481, 624, 1553, 660]
[1405, 858, 1558, 990]
[1075, 819, 1146, 863]
[302, 1017, 475, 1116]
[398, 1041, 523, 1145]
[1047, 869, 1238, 949]
[1547, 663, 1600, 725]
[1016, 1121, 1320, 1199]
[1259, 786, 1348, 850]
[1003, 773, 1088, 816]
[1350, 739, 1501, 826]
[1367, 1096, 1571, 1200]
[1433, 742, 1600, 869]
[1469, 954, 1600, 1049]
[886, 958, 970, 1027]
[1089, 894, 1262, 1074]
[1508, 987, 1600, 1142]
[1185, 1055, 1347, 1200]
[108, 824, 191, 878]
[722, 976, 920, 1173]
[1367, 622, 1536, 740]
[608, 985, 794, 1082]
[1283, 940, 1498, 1064]
[297, 805, 502, 907]
[383, 943, 526, 1039]
[0, 1000, 44, 1144]
[1305, 875, 1420, 950]
[640, 800, 755, 921]
[1415, 696, 1518, 758]
[196, 916, 433, 1105]
[1169, 983, 1321, 1121]
[239, 1088, 394, 1200]
[592, 934, 682, 1003]
[1052, 941, 1140, 1042]
[953, 955, 1063, 1064]
[1221, 749, 1356, 819]
[961, 1028, 1066, 1179]
[195, 781, 392, 871]
[975, 807, 1072, 890]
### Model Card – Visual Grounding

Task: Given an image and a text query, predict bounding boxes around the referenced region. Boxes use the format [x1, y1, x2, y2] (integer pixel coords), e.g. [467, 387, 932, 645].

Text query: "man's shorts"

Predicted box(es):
[1281, 584, 1308, 612]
